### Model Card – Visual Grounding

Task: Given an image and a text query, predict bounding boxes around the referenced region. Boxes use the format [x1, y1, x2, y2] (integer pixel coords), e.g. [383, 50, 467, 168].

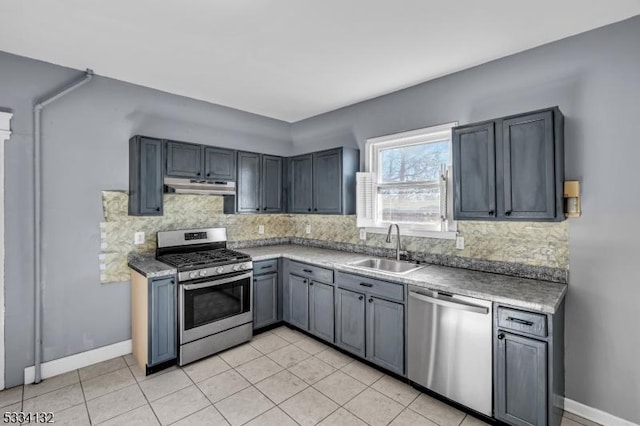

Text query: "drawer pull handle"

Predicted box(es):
[506, 316, 534, 327]
[303, 269, 313, 273]
[359, 283, 373, 287]
[260, 265, 272, 269]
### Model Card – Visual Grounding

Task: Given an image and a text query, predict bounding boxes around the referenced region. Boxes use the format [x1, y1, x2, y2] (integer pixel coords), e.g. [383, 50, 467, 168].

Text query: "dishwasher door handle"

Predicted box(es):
[409, 291, 489, 315]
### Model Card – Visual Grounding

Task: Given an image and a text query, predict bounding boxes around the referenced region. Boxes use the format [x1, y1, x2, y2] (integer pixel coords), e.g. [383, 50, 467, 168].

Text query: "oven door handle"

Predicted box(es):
[182, 272, 253, 291]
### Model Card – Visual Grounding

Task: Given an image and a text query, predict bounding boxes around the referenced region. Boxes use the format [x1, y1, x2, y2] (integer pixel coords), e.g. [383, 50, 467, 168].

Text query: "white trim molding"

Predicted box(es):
[564, 397, 639, 426]
[24, 340, 132, 384]
[0, 111, 13, 390]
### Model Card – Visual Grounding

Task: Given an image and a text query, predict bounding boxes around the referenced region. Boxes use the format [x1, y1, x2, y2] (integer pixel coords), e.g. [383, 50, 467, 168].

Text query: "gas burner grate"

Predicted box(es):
[158, 248, 250, 269]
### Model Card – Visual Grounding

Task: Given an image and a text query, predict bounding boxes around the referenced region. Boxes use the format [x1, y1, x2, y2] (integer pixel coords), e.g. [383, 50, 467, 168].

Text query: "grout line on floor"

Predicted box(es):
[76, 369, 93, 425]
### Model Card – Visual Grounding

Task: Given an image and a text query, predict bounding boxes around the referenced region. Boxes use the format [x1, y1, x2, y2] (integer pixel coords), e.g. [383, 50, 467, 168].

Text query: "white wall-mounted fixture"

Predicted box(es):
[258, 225, 265, 234]
[134, 232, 145, 245]
[305, 225, 311, 234]
[564, 181, 581, 218]
[0, 110, 13, 390]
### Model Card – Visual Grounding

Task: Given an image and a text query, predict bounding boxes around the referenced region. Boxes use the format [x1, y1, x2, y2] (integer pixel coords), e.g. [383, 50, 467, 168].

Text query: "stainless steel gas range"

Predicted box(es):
[156, 227, 253, 366]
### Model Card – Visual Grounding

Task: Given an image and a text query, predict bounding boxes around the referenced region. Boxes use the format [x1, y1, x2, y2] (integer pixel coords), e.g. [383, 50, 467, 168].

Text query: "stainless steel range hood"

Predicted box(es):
[164, 177, 236, 195]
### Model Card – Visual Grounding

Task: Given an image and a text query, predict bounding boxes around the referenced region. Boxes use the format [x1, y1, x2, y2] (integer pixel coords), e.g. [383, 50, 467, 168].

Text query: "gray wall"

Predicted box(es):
[292, 16, 640, 423]
[0, 51, 292, 387]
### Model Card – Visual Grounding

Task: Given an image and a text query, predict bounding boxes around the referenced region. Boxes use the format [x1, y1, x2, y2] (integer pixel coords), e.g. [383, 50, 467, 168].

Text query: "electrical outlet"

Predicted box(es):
[359, 229, 367, 240]
[258, 225, 265, 234]
[455, 236, 465, 250]
[305, 225, 311, 234]
[134, 231, 145, 245]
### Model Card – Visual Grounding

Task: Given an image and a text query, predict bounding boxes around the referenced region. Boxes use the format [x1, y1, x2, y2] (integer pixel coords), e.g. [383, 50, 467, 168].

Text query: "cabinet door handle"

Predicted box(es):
[358, 295, 364, 301]
[263, 207, 267, 211]
[368, 298, 373, 303]
[303, 279, 308, 284]
[506, 316, 534, 326]
[255, 208, 260, 211]
[505, 210, 512, 216]
[314, 208, 318, 212]
[206, 172, 211, 177]
[308, 208, 311, 212]
[303, 269, 313, 273]
[488, 210, 494, 216]
[309, 282, 314, 286]
[497, 333, 505, 340]
[170, 279, 175, 284]
[359, 282, 373, 287]
[155, 207, 160, 212]
[197, 172, 201, 176]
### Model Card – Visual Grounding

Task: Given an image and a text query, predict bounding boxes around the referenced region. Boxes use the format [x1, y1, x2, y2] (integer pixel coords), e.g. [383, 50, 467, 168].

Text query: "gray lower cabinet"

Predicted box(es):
[149, 276, 177, 366]
[129, 136, 163, 216]
[334, 272, 405, 374]
[366, 296, 404, 375]
[253, 272, 278, 329]
[494, 303, 564, 426]
[288, 274, 310, 330]
[309, 281, 335, 342]
[496, 332, 547, 426]
[335, 288, 366, 358]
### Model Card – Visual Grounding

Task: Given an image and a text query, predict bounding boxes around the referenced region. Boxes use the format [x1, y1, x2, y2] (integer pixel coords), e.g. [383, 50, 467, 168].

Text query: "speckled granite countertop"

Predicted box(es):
[239, 245, 567, 314]
[128, 253, 176, 278]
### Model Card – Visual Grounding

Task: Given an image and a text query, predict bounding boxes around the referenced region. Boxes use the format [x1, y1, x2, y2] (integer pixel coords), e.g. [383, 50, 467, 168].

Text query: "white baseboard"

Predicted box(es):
[24, 340, 132, 384]
[564, 397, 639, 426]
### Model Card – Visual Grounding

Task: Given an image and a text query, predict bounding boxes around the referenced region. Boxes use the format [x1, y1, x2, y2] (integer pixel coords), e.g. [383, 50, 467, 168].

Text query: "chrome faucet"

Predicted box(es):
[385, 224, 402, 261]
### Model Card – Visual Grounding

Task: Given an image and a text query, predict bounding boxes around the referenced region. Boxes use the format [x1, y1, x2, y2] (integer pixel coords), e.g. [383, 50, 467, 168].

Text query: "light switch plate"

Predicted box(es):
[359, 229, 367, 240]
[305, 225, 311, 234]
[134, 232, 145, 245]
[455, 236, 464, 250]
[258, 225, 265, 234]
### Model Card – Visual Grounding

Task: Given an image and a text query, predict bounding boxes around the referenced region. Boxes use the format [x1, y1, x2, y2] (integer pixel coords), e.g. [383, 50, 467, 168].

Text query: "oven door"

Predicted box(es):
[179, 271, 253, 344]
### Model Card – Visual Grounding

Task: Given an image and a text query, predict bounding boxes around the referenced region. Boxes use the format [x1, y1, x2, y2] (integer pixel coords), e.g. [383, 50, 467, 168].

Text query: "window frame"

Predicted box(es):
[364, 122, 458, 239]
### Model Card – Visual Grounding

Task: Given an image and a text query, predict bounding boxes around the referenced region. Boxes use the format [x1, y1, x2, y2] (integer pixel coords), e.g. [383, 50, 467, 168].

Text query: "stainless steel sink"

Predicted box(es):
[348, 258, 428, 275]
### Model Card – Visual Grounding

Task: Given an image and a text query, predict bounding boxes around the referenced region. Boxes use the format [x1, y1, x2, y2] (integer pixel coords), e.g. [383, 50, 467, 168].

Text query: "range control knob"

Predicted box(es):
[233, 264, 240, 271]
[216, 267, 224, 274]
[241, 263, 248, 270]
[189, 272, 197, 279]
[199, 270, 207, 277]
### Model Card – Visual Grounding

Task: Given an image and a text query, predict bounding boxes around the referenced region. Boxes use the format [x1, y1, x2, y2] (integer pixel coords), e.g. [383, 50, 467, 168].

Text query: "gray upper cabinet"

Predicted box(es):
[288, 274, 309, 330]
[289, 154, 313, 213]
[230, 152, 285, 214]
[498, 111, 560, 220]
[366, 297, 404, 375]
[335, 288, 366, 357]
[262, 155, 284, 213]
[253, 272, 278, 329]
[496, 332, 548, 426]
[149, 276, 177, 366]
[453, 107, 564, 222]
[129, 136, 164, 216]
[313, 149, 342, 214]
[236, 151, 262, 213]
[453, 122, 496, 219]
[204, 147, 236, 181]
[289, 148, 359, 215]
[165, 140, 203, 178]
[309, 280, 335, 342]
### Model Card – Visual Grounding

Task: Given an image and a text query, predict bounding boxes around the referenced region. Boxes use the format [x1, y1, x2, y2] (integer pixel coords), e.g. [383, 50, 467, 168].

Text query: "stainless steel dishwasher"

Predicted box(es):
[408, 287, 493, 416]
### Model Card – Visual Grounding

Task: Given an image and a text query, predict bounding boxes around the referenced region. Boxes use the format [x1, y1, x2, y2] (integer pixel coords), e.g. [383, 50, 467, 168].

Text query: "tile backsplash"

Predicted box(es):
[101, 191, 568, 283]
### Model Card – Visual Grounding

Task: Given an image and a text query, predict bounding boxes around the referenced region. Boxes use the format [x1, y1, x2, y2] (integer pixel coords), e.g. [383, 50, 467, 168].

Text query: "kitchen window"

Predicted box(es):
[357, 122, 457, 238]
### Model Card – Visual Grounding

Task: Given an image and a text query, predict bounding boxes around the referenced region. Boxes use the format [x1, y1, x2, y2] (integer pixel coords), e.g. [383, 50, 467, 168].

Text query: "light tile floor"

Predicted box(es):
[0, 326, 601, 426]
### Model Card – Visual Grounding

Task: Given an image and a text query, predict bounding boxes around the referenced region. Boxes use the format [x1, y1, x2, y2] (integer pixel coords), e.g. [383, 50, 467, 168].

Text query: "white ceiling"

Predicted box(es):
[1, 1, 639, 122]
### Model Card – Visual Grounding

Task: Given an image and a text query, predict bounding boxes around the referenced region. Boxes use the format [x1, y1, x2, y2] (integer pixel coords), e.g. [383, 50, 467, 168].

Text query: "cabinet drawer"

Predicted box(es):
[335, 271, 404, 303]
[289, 261, 333, 283]
[254, 259, 278, 275]
[497, 307, 547, 337]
